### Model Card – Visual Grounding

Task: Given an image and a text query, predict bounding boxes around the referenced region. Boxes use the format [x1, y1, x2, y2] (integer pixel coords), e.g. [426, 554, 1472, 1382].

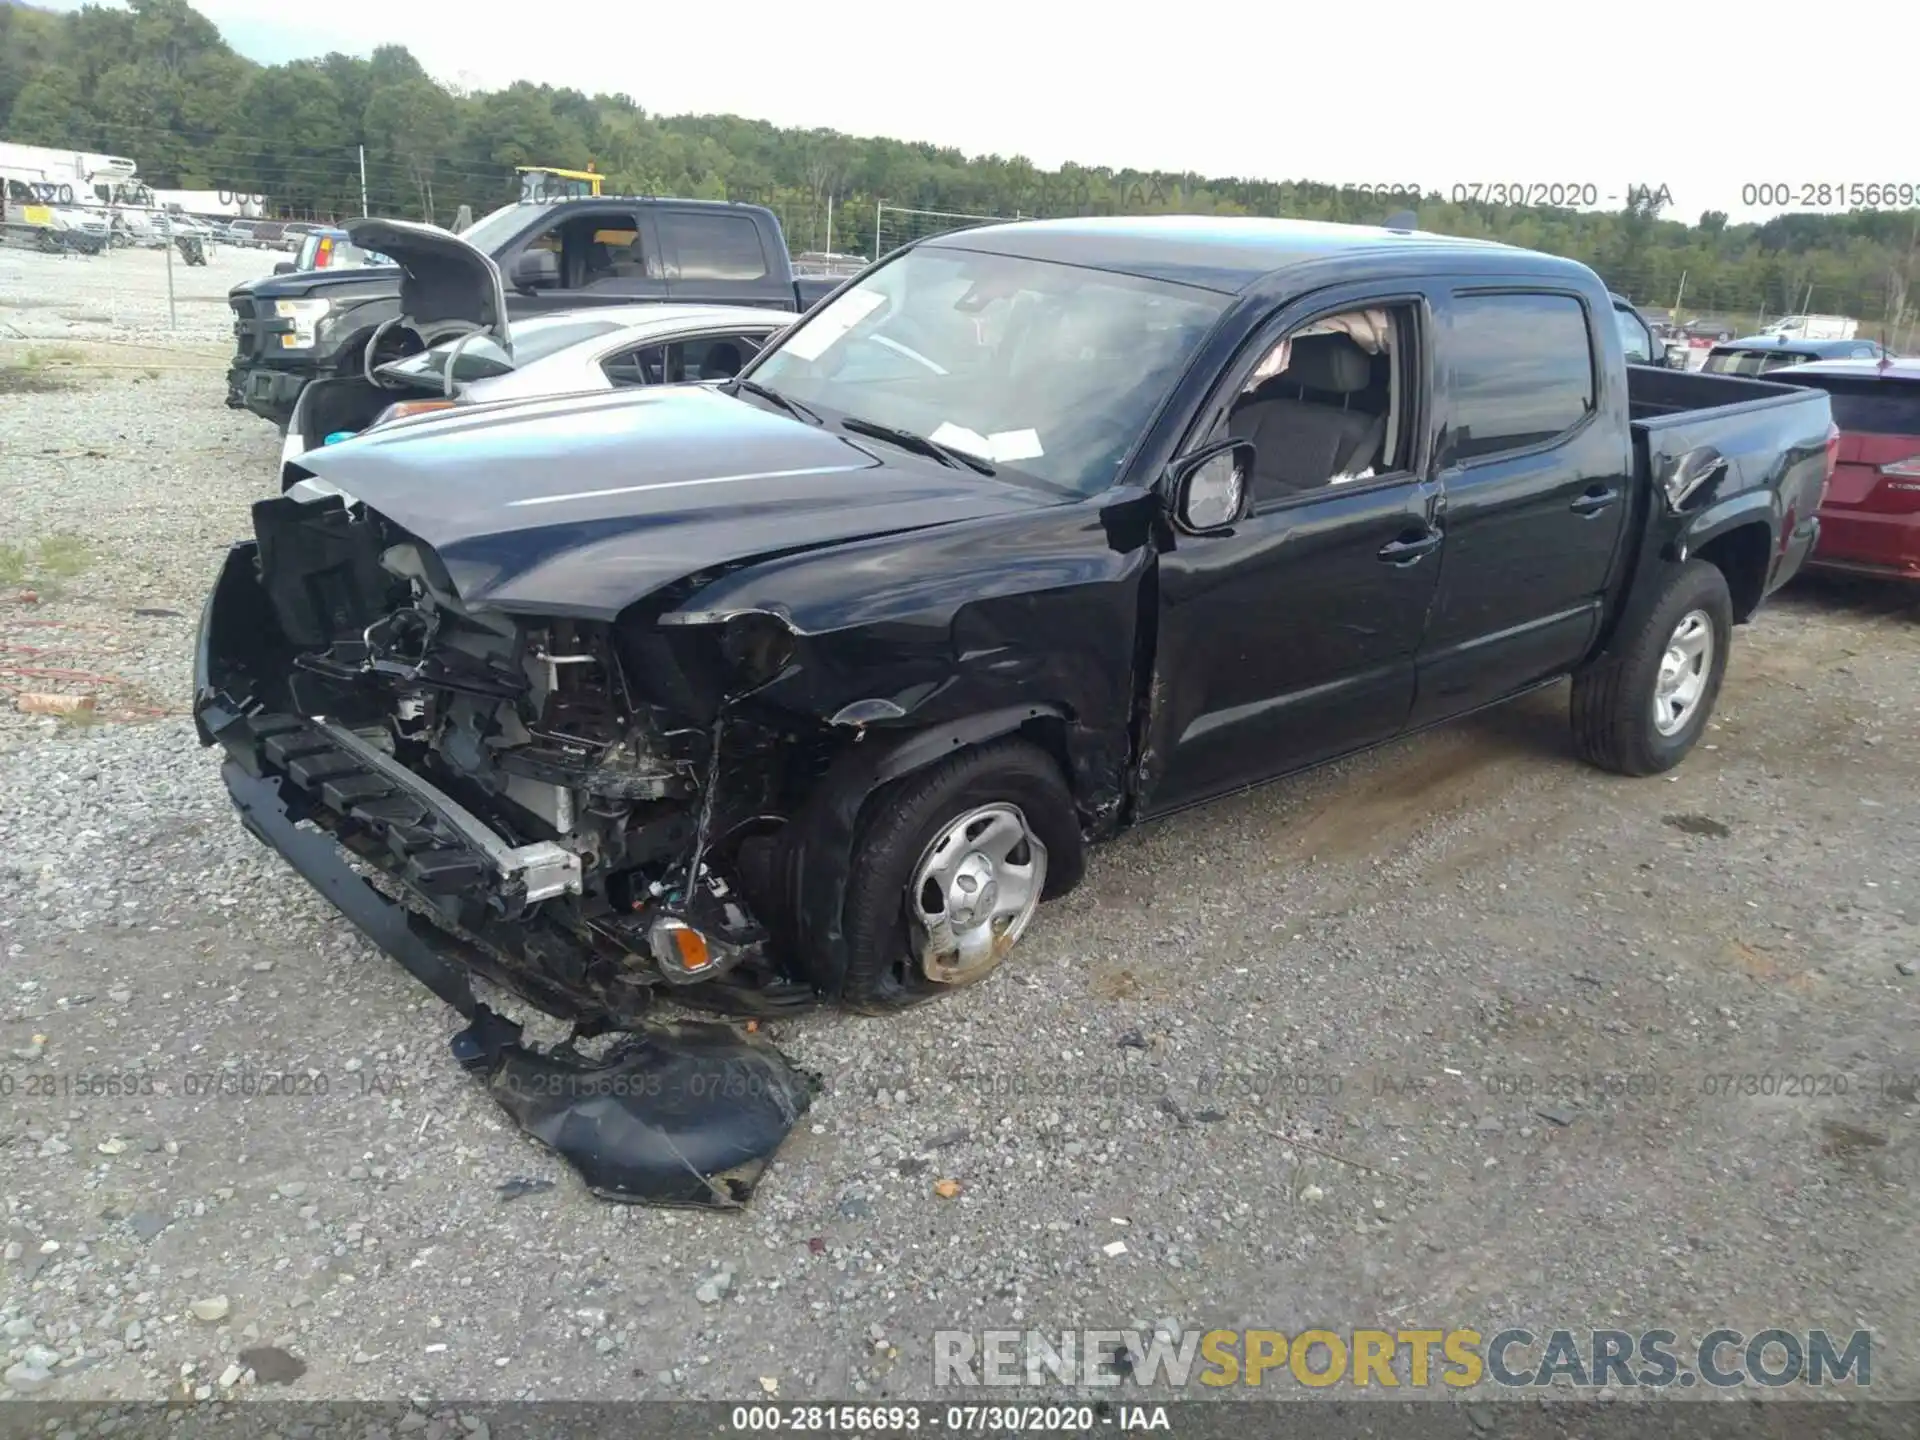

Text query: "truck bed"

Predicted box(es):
[1627, 365, 1831, 479]
[1623, 363, 1834, 603]
[1625, 364, 1811, 421]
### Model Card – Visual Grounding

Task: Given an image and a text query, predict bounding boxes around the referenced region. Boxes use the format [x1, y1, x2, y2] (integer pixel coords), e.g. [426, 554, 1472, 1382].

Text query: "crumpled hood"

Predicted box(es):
[292, 384, 1059, 619]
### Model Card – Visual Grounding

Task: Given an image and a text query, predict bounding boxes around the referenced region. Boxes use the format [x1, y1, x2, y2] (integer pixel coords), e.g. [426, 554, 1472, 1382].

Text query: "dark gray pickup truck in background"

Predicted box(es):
[226, 197, 839, 429]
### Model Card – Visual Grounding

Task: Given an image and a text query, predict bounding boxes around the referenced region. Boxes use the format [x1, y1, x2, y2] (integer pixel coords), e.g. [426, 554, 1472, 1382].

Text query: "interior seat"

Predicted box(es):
[1232, 333, 1386, 501]
[700, 341, 745, 380]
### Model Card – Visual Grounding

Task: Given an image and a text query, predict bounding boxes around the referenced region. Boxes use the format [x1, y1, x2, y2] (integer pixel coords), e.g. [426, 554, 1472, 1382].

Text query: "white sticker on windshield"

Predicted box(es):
[929, 421, 994, 458]
[987, 429, 1044, 462]
[929, 423, 1046, 465]
[782, 287, 888, 361]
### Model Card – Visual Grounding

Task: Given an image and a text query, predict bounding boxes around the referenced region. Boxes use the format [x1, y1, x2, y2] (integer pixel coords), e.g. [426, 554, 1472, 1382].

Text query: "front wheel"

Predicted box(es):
[1571, 560, 1733, 776]
[839, 738, 1084, 1012]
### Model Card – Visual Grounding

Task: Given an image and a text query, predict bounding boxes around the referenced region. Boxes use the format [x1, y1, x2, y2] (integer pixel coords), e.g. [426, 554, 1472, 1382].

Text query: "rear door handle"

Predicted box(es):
[1571, 486, 1619, 516]
[1378, 530, 1443, 565]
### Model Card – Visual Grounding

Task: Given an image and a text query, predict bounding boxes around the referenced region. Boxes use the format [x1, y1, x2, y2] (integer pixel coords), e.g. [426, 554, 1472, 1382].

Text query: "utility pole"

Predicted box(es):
[358, 145, 369, 218]
[1673, 269, 1686, 322]
[163, 226, 176, 330]
[825, 192, 834, 256]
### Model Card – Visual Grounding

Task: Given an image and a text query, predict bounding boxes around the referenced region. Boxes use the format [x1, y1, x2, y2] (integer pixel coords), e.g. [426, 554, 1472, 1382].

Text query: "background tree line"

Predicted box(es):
[4, 0, 1917, 339]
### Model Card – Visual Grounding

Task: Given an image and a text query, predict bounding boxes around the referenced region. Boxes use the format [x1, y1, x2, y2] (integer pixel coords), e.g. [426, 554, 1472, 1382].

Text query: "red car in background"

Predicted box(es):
[1769, 357, 1920, 579]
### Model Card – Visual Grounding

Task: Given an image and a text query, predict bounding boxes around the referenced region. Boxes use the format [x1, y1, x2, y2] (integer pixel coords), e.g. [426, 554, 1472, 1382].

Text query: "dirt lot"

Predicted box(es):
[1, 249, 1917, 1409]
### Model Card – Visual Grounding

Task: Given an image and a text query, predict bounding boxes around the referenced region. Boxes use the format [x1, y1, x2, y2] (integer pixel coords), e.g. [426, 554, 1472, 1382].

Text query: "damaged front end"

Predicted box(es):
[199, 492, 821, 1016]
[194, 493, 822, 1204]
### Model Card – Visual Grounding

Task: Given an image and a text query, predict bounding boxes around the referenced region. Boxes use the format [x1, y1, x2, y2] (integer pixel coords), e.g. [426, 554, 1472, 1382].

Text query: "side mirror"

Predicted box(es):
[272, 261, 295, 276]
[1166, 440, 1254, 535]
[510, 250, 559, 290]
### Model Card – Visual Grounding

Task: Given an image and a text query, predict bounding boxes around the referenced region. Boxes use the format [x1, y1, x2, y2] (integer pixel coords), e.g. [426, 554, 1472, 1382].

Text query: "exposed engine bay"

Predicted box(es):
[200, 491, 831, 1031]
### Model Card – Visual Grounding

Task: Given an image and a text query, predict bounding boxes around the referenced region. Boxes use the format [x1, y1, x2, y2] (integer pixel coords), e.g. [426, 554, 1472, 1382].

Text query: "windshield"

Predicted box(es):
[748, 246, 1231, 494]
[386, 314, 632, 384]
[460, 203, 538, 255]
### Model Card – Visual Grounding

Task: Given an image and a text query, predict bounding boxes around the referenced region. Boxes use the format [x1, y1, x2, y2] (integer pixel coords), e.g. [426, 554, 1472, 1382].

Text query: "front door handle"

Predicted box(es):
[1378, 530, 1443, 565]
[1571, 486, 1619, 516]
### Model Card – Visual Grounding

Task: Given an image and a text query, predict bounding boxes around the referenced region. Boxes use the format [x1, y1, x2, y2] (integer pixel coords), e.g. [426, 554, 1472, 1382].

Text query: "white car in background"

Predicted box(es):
[280, 302, 793, 485]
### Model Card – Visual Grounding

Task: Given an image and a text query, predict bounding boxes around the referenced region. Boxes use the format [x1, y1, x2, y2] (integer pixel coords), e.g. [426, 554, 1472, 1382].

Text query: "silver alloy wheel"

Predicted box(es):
[1652, 608, 1714, 737]
[908, 803, 1048, 985]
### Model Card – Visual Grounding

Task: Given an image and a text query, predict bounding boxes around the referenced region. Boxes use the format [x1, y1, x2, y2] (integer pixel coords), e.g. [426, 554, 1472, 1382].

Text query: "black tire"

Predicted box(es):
[839, 738, 1084, 1013]
[1571, 560, 1732, 776]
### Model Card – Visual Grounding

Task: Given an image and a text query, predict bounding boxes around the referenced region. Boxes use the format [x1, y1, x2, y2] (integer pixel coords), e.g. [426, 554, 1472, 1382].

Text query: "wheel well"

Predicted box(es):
[1694, 524, 1771, 623]
[1015, 714, 1074, 794]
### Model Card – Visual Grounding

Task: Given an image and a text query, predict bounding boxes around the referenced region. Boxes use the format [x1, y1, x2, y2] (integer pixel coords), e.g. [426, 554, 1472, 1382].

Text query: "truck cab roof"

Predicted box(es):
[919, 214, 1564, 294]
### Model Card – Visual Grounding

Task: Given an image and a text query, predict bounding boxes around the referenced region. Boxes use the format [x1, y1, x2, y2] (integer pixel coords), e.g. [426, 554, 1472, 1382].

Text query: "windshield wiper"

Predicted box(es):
[728, 377, 822, 426]
[840, 415, 996, 475]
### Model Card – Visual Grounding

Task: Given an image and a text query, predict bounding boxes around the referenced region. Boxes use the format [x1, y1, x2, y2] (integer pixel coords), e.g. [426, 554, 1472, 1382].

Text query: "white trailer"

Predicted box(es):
[153, 188, 268, 220]
[1760, 314, 1859, 341]
[0, 141, 150, 205]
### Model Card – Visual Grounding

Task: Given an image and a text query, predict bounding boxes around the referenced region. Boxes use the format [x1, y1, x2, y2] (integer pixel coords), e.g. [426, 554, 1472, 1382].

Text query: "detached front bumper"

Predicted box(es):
[195, 541, 517, 1016]
[195, 541, 687, 1023]
[193, 542, 816, 1206]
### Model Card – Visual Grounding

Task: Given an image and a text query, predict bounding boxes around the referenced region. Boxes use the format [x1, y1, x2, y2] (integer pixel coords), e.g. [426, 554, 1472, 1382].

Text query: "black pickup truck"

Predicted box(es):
[195, 216, 1834, 1199]
[226, 197, 839, 429]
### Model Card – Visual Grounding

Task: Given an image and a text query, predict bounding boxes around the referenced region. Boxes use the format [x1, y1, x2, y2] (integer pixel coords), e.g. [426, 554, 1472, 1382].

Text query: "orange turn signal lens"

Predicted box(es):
[673, 926, 711, 972]
[649, 917, 717, 976]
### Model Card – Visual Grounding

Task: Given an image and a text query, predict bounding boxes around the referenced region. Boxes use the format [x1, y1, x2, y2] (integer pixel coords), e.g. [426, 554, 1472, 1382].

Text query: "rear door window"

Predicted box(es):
[603, 344, 666, 387]
[1704, 348, 1814, 376]
[601, 333, 770, 387]
[1778, 376, 1920, 434]
[1446, 292, 1597, 461]
[675, 332, 766, 380]
[659, 211, 770, 281]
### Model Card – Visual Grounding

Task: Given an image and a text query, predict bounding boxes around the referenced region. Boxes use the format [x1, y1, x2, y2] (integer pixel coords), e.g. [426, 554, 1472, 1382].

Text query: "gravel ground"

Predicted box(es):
[0, 268, 1916, 1410]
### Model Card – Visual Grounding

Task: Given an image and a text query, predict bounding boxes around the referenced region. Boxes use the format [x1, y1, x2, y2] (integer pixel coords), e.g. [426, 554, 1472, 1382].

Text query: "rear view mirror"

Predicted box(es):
[1167, 440, 1254, 535]
[272, 261, 295, 276]
[511, 250, 559, 290]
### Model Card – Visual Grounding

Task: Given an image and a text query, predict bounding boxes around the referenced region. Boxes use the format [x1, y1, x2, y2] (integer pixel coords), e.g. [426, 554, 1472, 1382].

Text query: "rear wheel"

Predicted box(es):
[839, 738, 1083, 1013]
[1571, 560, 1732, 776]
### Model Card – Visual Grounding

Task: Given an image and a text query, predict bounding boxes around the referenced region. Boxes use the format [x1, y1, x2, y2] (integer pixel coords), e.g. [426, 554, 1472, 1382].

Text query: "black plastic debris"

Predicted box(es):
[451, 1006, 817, 1209]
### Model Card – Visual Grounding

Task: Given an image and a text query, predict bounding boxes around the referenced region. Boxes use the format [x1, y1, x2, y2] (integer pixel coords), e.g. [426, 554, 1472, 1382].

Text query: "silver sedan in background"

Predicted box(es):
[281, 303, 795, 478]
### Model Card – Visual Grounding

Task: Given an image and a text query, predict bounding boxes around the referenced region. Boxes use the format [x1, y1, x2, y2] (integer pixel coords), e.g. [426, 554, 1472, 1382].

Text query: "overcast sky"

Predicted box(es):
[40, 0, 1917, 224]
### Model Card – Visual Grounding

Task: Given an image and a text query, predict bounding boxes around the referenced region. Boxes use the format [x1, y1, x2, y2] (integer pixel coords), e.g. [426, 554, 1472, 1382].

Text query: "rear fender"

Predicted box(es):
[1601, 481, 1779, 654]
[1671, 489, 1779, 566]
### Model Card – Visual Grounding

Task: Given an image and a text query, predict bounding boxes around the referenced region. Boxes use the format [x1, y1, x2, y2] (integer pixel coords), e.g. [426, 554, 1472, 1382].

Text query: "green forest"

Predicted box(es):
[4, 0, 1918, 337]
